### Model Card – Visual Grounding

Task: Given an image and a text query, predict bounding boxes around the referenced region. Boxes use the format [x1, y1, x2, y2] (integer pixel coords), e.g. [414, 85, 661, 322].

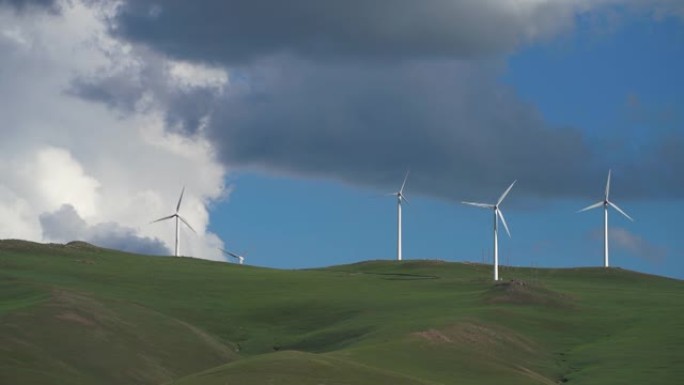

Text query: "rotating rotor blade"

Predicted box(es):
[605, 170, 611, 200]
[497, 209, 511, 237]
[462, 201, 494, 209]
[399, 170, 410, 194]
[399, 193, 409, 205]
[176, 186, 185, 213]
[608, 201, 634, 222]
[151, 214, 175, 224]
[577, 201, 604, 213]
[178, 215, 196, 233]
[219, 248, 242, 260]
[497, 180, 517, 206]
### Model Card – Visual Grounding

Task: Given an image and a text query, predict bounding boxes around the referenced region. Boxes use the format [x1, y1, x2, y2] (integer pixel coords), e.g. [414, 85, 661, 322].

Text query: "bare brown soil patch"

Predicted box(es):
[55, 311, 96, 327]
[412, 321, 538, 354]
[486, 279, 574, 308]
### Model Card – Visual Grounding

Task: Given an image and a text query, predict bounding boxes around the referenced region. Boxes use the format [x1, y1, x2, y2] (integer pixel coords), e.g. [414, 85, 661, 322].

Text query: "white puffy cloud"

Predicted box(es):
[40, 204, 169, 255]
[609, 227, 667, 262]
[590, 227, 667, 262]
[0, 0, 229, 260]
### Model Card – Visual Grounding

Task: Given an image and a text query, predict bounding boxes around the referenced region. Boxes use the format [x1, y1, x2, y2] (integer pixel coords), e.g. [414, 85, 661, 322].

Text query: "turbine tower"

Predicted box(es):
[578, 170, 634, 267]
[389, 171, 410, 261]
[220, 248, 245, 265]
[462, 180, 516, 281]
[151, 187, 196, 257]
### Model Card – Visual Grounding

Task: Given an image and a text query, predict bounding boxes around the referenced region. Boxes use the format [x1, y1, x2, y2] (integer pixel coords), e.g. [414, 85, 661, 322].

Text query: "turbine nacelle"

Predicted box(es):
[395, 191, 409, 204]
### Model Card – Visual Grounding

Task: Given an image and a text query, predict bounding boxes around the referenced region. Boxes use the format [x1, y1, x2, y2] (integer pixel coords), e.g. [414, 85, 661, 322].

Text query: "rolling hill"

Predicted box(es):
[0, 239, 682, 384]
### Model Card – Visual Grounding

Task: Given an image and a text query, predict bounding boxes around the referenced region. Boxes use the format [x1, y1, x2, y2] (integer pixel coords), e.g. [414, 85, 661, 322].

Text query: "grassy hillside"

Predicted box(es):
[0, 239, 682, 384]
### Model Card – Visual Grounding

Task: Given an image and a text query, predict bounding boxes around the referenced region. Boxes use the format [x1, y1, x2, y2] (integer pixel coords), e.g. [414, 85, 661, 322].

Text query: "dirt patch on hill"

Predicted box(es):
[413, 329, 453, 343]
[411, 321, 538, 354]
[50, 289, 117, 322]
[55, 311, 96, 327]
[484, 279, 574, 308]
[65, 241, 100, 249]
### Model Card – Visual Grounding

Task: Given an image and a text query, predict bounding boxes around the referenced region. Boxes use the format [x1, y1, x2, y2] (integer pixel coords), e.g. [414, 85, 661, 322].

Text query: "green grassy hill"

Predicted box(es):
[0, 239, 682, 384]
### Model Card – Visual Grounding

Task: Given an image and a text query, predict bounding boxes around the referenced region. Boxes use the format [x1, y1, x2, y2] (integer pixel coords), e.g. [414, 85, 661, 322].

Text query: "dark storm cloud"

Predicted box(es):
[68, 50, 221, 134]
[0, 0, 57, 11]
[630, 133, 684, 198]
[212, 62, 683, 200]
[112, 0, 576, 64]
[206, 58, 597, 201]
[40, 204, 170, 255]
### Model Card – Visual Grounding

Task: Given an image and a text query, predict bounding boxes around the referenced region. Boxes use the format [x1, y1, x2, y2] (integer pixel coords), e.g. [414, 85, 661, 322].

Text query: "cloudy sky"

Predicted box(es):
[0, 0, 682, 277]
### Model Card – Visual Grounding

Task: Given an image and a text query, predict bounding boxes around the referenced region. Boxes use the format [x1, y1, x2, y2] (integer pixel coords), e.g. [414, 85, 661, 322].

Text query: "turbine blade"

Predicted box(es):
[498, 209, 511, 237]
[150, 214, 175, 224]
[462, 201, 494, 209]
[221, 249, 241, 259]
[497, 180, 517, 206]
[399, 170, 410, 194]
[400, 193, 409, 205]
[219, 248, 237, 258]
[605, 170, 611, 200]
[178, 215, 197, 233]
[176, 186, 185, 213]
[608, 201, 634, 222]
[577, 201, 604, 213]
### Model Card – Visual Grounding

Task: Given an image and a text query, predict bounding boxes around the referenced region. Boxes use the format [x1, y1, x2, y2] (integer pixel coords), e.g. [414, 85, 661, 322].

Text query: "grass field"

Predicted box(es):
[0, 239, 682, 384]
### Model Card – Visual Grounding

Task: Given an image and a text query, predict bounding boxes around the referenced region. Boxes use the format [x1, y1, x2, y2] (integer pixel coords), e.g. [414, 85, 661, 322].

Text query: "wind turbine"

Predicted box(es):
[462, 180, 516, 281]
[151, 187, 196, 257]
[578, 170, 634, 267]
[220, 248, 245, 265]
[388, 171, 410, 261]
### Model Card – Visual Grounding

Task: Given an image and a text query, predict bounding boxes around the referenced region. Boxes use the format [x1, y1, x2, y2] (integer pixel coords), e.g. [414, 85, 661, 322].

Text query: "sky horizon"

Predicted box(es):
[0, 0, 682, 279]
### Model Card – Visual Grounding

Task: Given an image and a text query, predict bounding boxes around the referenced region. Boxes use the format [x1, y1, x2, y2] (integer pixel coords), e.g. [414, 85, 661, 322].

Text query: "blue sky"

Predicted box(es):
[211, 172, 682, 279]
[0, 1, 682, 279]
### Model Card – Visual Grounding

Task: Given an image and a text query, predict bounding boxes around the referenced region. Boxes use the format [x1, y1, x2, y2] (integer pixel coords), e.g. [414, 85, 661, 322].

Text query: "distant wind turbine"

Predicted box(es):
[462, 180, 516, 281]
[388, 171, 410, 261]
[151, 187, 196, 257]
[220, 248, 245, 265]
[578, 170, 634, 267]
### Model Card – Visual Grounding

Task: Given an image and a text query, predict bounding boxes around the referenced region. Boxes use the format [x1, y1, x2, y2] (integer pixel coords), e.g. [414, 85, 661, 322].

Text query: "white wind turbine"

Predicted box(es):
[462, 180, 516, 281]
[578, 170, 634, 267]
[151, 187, 196, 257]
[220, 248, 245, 265]
[388, 171, 410, 261]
